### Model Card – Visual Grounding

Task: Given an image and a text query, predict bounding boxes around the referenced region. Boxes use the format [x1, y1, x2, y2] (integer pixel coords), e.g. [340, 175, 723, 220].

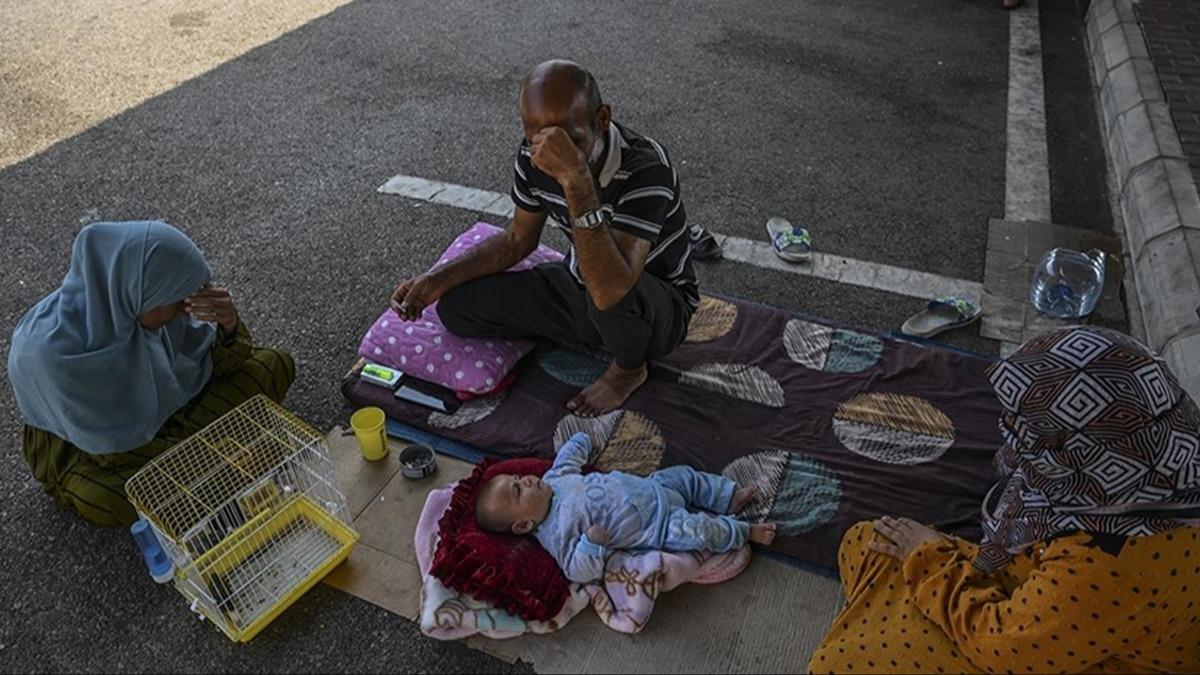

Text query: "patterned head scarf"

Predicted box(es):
[8, 221, 216, 455]
[976, 326, 1200, 573]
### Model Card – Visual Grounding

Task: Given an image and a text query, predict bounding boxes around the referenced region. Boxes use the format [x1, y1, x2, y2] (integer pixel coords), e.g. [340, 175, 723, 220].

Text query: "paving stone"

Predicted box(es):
[1103, 58, 1165, 124]
[1114, 102, 1186, 177]
[985, 218, 1026, 255]
[1088, 0, 1200, 399]
[980, 292, 1026, 344]
[1132, 228, 1200, 348]
[1091, 0, 1116, 31]
[1122, 158, 1193, 257]
[981, 220, 1123, 345]
[1162, 332, 1200, 401]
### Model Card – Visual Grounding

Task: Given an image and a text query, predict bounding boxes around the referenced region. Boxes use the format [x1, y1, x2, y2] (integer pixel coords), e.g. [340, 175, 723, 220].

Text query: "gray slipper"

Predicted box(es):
[766, 217, 812, 263]
[901, 296, 982, 338]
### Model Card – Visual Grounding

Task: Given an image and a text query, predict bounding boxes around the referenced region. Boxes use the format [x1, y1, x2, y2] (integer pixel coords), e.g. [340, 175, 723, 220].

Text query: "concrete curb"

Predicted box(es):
[1086, 0, 1200, 399]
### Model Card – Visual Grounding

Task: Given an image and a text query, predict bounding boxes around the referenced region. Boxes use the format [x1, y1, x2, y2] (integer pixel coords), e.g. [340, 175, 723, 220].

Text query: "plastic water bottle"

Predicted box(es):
[131, 518, 175, 584]
[1029, 248, 1106, 319]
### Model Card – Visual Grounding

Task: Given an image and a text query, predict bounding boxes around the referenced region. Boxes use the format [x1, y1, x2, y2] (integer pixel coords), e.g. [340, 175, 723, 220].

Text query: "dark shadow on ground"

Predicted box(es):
[0, 1, 1032, 670]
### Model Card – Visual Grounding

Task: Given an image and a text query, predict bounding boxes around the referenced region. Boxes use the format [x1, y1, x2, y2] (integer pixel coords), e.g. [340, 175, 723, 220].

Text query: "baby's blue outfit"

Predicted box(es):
[534, 432, 750, 583]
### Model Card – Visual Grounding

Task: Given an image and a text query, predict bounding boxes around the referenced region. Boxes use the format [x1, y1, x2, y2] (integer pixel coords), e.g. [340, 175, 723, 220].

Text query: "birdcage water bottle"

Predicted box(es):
[1029, 248, 1107, 319]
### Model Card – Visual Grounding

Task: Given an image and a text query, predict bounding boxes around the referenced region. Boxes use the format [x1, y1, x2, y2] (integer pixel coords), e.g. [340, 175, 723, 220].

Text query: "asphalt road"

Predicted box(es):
[0, 1, 1110, 672]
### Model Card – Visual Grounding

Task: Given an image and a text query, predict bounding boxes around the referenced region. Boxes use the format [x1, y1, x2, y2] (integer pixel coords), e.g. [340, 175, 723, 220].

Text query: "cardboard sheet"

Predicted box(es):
[321, 428, 844, 673]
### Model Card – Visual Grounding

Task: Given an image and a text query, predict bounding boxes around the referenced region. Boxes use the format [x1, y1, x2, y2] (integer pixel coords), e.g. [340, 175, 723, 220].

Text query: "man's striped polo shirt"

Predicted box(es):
[511, 121, 700, 310]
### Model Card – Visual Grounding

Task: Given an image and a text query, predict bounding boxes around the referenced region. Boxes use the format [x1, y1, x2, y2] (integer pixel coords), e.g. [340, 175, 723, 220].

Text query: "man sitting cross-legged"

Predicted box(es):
[390, 60, 717, 416]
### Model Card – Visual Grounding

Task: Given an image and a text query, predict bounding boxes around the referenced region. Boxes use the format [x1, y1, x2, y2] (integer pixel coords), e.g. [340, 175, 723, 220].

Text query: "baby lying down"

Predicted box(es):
[475, 432, 777, 583]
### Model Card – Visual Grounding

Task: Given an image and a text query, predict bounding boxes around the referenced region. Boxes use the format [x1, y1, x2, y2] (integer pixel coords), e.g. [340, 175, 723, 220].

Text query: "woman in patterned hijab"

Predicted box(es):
[809, 327, 1200, 674]
[975, 326, 1200, 571]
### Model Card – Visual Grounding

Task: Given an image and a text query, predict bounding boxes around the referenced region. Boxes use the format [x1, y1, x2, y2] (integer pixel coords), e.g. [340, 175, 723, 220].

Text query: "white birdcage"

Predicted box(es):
[125, 395, 358, 642]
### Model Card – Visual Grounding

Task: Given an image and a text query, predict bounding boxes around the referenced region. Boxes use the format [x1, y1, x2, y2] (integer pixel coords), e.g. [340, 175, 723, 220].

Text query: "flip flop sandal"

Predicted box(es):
[689, 223, 724, 261]
[766, 217, 812, 263]
[901, 296, 982, 338]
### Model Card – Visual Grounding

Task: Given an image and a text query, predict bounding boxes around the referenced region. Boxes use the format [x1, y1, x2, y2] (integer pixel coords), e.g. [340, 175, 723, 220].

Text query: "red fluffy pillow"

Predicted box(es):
[429, 457, 571, 622]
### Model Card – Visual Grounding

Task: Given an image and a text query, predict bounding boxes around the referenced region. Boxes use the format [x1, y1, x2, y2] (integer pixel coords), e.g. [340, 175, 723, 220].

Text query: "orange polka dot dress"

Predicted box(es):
[807, 521, 1200, 674]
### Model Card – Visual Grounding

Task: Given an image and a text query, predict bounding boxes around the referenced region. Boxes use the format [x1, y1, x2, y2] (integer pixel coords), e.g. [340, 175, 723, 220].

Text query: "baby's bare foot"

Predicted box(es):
[749, 522, 777, 545]
[729, 485, 757, 514]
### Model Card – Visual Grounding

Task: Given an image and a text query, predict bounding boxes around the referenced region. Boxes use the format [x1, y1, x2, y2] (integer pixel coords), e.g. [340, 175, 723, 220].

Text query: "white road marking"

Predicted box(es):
[379, 174, 983, 304]
[379, 174, 514, 218]
[997, 0, 1051, 353]
[1005, 0, 1052, 223]
[715, 235, 982, 304]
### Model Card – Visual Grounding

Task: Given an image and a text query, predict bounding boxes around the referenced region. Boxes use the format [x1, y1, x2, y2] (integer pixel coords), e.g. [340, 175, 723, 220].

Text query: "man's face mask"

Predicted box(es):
[586, 126, 606, 169]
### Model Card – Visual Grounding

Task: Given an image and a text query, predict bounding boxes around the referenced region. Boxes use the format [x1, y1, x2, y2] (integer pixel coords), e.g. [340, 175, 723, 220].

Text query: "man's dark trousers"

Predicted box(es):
[437, 262, 691, 370]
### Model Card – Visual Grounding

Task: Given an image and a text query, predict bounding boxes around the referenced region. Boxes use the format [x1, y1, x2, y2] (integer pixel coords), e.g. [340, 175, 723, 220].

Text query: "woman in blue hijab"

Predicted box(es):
[8, 221, 295, 526]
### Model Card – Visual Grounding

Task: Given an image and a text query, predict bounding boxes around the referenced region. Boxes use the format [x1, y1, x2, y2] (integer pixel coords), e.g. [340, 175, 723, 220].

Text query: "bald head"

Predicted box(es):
[521, 60, 602, 125]
[519, 60, 610, 156]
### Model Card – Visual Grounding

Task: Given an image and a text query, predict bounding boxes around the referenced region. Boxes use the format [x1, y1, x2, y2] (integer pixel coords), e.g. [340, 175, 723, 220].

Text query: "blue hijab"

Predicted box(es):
[8, 221, 217, 455]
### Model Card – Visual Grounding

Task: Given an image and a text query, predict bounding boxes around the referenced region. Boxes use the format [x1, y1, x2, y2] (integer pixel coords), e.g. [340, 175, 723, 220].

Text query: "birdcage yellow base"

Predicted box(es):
[183, 495, 358, 642]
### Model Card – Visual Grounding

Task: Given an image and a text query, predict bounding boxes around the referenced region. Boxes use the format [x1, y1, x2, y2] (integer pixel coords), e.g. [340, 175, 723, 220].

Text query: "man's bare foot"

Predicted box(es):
[567, 362, 648, 417]
[750, 522, 777, 546]
[729, 485, 757, 514]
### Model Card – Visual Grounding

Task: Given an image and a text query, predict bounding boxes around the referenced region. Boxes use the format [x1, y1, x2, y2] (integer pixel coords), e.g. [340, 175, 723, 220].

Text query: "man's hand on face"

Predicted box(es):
[530, 127, 590, 187]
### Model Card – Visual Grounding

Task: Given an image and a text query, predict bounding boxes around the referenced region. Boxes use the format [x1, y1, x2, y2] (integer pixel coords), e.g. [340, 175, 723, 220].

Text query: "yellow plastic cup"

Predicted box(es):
[350, 407, 389, 461]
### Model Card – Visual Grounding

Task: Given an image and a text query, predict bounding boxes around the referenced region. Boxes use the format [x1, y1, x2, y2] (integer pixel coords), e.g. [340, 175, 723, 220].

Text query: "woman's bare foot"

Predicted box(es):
[729, 485, 757, 514]
[567, 362, 648, 417]
[749, 522, 777, 545]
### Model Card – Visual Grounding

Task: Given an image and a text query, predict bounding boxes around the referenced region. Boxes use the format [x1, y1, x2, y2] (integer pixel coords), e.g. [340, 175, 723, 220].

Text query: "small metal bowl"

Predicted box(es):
[399, 444, 437, 480]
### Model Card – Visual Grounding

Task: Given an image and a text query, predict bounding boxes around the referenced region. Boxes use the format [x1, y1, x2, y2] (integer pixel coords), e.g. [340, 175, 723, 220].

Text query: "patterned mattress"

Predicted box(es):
[343, 294, 1004, 571]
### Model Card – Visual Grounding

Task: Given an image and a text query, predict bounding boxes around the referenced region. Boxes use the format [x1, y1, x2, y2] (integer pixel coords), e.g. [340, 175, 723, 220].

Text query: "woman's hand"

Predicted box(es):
[185, 284, 239, 333]
[869, 516, 946, 560]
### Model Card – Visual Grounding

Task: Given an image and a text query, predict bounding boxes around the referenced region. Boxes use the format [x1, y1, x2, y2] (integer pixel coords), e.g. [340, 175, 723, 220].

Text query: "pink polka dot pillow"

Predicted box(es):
[358, 222, 564, 394]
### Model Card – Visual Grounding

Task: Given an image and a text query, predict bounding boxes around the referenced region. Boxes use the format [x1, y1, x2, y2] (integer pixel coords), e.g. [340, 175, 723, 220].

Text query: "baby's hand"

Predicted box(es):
[585, 524, 610, 546]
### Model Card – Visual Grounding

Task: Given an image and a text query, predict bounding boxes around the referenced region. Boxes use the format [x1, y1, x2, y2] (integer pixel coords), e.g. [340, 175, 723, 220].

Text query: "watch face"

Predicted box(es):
[574, 211, 604, 229]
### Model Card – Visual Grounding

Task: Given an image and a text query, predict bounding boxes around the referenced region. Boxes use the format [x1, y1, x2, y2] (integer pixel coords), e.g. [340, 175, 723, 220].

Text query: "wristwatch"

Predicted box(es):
[571, 209, 606, 230]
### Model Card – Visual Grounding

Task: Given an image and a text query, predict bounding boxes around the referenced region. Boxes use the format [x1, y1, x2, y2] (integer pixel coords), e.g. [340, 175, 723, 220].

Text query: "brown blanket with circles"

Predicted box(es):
[342, 294, 1004, 572]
